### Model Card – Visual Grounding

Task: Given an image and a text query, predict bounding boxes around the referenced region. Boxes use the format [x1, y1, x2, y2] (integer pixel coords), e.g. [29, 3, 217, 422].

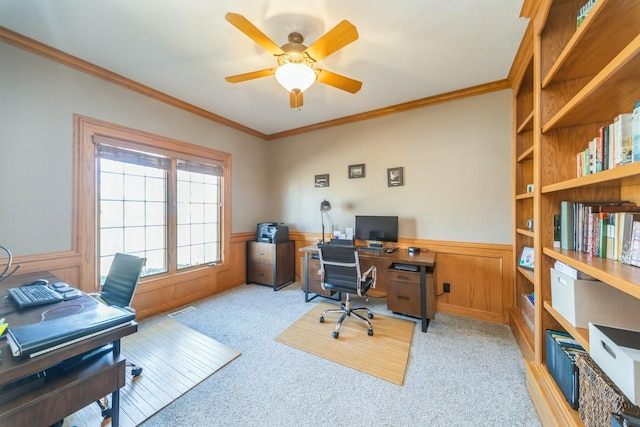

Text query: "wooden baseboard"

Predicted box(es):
[525, 361, 584, 427]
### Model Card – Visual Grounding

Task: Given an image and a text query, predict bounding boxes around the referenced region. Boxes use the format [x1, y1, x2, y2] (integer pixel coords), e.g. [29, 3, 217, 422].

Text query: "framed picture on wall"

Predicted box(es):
[387, 167, 404, 187]
[314, 174, 329, 187]
[348, 164, 365, 179]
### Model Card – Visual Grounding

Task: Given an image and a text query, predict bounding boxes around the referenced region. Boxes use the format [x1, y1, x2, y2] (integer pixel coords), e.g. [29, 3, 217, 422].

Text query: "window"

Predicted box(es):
[94, 134, 226, 284]
[176, 159, 222, 269]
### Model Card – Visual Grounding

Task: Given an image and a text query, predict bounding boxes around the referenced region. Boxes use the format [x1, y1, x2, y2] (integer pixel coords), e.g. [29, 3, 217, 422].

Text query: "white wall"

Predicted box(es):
[0, 41, 513, 257]
[267, 90, 514, 245]
[0, 42, 271, 256]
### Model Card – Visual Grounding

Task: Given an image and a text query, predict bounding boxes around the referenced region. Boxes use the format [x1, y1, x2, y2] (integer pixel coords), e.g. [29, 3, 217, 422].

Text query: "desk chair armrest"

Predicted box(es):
[361, 265, 377, 289]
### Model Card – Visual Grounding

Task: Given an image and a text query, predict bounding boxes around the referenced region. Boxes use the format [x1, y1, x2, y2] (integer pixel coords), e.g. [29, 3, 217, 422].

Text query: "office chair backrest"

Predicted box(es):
[318, 245, 363, 291]
[100, 253, 146, 308]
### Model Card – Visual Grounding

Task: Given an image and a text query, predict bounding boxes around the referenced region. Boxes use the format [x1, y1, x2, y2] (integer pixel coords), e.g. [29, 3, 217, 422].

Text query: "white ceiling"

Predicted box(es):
[0, 0, 528, 136]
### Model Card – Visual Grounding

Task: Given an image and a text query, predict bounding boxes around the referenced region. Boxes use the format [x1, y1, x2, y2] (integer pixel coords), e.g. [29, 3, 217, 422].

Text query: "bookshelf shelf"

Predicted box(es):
[542, 35, 640, 132]
[541, 162, 640, 193]
[515, 192, 534, 201]
[542, 0, 640, 88]
[511, 0, 640, 424]
[517, 266, 534, 284]
[517, 111, 534, 134]
[543, 300, 590, 351]
[543, 247, 640, 299]
[516, 228, 534, 239]
[517, 145, 534, 162]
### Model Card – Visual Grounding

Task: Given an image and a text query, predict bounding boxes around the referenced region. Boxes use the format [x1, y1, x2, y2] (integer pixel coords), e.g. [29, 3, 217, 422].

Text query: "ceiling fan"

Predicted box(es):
[224, 12, 362, 108]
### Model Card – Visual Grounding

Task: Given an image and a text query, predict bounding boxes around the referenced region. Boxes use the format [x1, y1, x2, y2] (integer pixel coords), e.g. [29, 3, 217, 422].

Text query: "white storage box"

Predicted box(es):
[589, 323, 640, 405]
[550, 268, 640, 330]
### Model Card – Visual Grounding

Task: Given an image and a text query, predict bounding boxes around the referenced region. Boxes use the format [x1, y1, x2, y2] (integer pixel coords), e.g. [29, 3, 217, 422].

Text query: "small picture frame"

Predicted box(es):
[314, 174, 329, 188]
[348, 164, 365, 179]
[387, 167, 404, 187]
[518, 246, 534, 270]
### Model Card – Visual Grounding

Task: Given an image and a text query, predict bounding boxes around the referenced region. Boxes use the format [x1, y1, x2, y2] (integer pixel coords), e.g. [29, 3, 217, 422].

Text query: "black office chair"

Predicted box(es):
[318, 245, 376, 339]
[90, 253, 146, 419]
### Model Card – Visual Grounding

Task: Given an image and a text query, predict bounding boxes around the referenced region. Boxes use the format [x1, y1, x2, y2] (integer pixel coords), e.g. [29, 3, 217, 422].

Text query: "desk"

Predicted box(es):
[0, 271, 137, 427]
[300, 245, 436, 332]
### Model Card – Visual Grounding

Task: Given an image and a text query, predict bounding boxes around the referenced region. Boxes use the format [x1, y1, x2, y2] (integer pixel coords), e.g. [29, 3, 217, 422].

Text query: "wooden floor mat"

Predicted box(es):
[275, 302, 414, 385]
[63, 318, 240, 426]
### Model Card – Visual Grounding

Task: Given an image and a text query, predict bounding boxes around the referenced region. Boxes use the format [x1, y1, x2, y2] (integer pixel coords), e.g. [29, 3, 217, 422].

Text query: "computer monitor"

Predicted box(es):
[354, 215, 398, 243]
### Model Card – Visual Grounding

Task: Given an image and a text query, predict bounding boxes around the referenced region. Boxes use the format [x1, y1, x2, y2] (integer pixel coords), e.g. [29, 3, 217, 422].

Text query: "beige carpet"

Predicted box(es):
[275, 302, 415, 385]
[63, 318, 240, 427]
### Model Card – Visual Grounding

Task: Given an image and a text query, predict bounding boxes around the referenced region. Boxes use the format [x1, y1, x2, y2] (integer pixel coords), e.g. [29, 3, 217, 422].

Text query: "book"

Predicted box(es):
[601, 125, 610, 171]
[576, 0, 597, 29]
[620, 213, 640, 264]
[553, 214, 561, 248]
[630, 221, 640, 267]
[613, 113, 633, 167]
[560, 201, 575, 250]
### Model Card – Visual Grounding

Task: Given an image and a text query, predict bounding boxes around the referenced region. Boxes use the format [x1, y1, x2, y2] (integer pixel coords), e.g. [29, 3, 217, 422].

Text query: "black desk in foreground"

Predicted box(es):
[0, 271, 137, 427]
[300, 245, 436, 332]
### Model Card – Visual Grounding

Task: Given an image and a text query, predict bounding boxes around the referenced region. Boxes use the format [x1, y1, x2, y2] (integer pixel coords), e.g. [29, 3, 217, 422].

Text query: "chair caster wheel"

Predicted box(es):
[368, 313, 374, 319]
[368, 329, 374, 336]
[319, 316, 325, 323]
[332, 331, 339, 339]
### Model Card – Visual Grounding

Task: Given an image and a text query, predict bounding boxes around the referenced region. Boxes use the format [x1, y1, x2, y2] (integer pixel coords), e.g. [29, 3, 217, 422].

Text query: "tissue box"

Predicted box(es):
[589, 324, 640, 406]
[550, 268, 640, 329]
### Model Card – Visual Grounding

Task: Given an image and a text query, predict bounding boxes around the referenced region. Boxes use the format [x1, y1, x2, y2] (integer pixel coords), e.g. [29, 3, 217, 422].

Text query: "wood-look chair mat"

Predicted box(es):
[63, 318, 240, 427]
[275, 302, 414, 385]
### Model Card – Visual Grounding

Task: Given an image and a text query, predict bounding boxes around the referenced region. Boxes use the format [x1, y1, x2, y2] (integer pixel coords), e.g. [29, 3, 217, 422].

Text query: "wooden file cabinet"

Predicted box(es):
[387, 266, 435, 319]
[246, 241, 295, 290]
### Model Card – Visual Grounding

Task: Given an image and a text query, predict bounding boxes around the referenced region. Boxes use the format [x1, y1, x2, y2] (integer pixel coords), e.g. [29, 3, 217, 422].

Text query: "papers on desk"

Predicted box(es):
[7, 303, 134, 359]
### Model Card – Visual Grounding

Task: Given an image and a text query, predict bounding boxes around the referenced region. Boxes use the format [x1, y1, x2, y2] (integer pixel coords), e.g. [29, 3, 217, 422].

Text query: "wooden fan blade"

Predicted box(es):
[304, 20, 358, 61]
[225, 12, 284, 56]
[317, 69, 362, 94]
[225, 68, 276, 83]
[290, 90, 303, 108]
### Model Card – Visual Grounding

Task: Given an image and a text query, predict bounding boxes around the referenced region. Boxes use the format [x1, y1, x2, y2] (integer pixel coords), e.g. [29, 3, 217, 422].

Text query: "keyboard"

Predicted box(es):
[394, 264, 419, 272]
[8, 285, 64, 309]
[358, 246, 384, 252]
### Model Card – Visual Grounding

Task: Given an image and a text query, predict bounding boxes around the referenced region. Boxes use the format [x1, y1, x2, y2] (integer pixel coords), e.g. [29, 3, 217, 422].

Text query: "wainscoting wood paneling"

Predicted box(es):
[132, 232, 254, 319]
[289, 232, 513, 324]
[4, 232, 512, 324]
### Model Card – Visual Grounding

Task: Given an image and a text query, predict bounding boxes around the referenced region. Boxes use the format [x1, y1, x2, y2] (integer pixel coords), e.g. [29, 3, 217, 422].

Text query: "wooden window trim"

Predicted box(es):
[74, 114, 231, 292]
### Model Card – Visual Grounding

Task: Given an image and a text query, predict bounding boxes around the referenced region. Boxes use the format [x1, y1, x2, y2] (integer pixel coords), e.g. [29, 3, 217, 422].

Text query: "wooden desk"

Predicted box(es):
[0, 271, 137, 427]
[300, 245, 436, 332]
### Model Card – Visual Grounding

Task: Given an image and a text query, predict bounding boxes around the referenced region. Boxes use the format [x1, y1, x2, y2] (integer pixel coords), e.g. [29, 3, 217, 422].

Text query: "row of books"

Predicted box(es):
[576, 101, 640, 177]
[576, 0, 596, 29]
[559, 200, 640, 267]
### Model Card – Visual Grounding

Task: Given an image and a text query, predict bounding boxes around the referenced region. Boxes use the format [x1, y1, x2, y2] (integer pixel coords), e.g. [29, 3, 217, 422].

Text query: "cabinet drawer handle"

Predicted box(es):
[398, 275, 410, 280]
[256, 272, 264, 276]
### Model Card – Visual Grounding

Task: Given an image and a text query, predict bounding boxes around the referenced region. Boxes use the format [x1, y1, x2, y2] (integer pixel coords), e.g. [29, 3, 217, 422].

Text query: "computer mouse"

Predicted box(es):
[22, 279, 49, 287]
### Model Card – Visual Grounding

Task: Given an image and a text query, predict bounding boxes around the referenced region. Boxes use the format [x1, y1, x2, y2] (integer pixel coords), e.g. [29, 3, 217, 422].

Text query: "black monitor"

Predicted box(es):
[355, 215, 398, 243]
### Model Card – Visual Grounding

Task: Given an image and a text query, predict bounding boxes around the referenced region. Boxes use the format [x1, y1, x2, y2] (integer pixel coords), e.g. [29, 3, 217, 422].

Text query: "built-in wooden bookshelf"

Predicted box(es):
[510, 18, 535, 362]
[511, 0, 640, 425]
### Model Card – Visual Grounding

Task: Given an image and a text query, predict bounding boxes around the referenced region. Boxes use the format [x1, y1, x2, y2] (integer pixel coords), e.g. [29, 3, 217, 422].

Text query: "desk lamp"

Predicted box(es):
[320, 200, 332, 243]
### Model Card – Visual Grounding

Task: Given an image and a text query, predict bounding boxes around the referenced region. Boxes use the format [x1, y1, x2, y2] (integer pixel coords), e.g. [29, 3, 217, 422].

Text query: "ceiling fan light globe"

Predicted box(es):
[275, 63, 316, 93]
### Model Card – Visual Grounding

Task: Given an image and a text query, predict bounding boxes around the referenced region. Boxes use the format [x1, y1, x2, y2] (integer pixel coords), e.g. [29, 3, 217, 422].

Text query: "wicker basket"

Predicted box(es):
[575, 353, 640, 427]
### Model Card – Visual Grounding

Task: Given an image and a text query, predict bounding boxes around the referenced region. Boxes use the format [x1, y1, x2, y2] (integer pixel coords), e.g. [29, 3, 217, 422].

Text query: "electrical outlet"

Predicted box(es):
[443, 283, 451, 293]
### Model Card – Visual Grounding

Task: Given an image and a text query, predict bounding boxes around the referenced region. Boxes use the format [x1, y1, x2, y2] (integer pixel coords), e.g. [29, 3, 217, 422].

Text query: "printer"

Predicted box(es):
[256, 222, 289, 244]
